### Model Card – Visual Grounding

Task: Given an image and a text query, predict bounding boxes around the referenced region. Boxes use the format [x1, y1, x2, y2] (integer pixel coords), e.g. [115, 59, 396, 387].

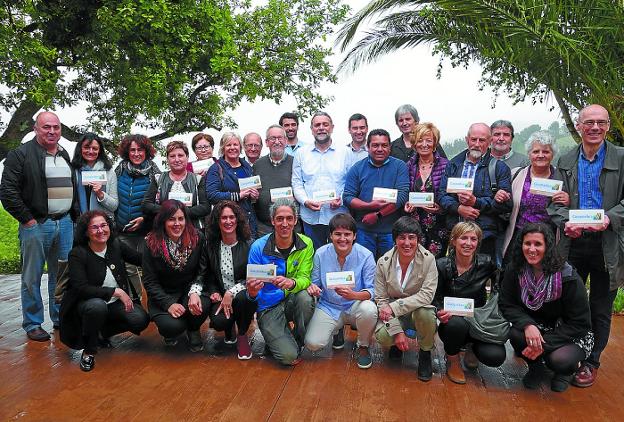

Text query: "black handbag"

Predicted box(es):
[465, 291, 510, 345]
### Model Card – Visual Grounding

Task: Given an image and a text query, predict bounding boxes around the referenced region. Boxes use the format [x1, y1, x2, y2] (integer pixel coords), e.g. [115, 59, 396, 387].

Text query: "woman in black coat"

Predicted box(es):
[59, 211, 150, 372]
[142, 199, 211, 352]
[204, 201, 257, 360]
[499, 223, 593, 393]
[434, 222, 506, 384]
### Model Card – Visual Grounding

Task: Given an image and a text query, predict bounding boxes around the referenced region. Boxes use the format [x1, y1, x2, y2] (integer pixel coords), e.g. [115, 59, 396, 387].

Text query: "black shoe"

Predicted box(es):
[332, 328, 345, 350]
[53, 323, 60, 330]
[224, 327, 237, 345]
[80, 352, 95, 372]
[388, 345, 403, 361]
[98, 336, 113, 349]
[163, 337, 178, 347]
[417, 350, 432, 382]
[187, 330, 204, 352]
[551, 374, 572, 393]
[27, 327, 51, 342]
[522, 361, 544, 390]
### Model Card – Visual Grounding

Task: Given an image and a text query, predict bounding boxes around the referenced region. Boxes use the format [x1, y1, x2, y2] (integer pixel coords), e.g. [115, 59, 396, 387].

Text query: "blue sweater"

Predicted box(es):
[343, 157, 409, 233]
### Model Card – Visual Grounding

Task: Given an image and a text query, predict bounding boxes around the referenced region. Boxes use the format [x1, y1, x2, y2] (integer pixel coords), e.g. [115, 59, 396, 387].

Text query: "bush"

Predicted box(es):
[0, 205, 21, 274]
[614, 289, 624, 314]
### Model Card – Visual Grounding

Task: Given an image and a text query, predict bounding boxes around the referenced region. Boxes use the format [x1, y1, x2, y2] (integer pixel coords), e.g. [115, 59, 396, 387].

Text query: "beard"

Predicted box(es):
[468, 148, 483, 161]
[315, 133, 331, 144]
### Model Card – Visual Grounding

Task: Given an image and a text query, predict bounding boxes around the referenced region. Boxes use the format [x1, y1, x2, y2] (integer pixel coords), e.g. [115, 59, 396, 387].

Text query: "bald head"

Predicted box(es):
[33, 111, 62, 151]
[576, 104, 610, 147]
[578, 104, 609, 122]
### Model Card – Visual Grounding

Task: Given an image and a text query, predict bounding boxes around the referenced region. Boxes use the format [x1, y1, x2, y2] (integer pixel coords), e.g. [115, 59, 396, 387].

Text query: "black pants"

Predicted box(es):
[208, 290, 258, 335]
[509, 327, 585, 375]
[151, 294, 210, 339]
[438, 316, 506, 367]
[479, 236, 497, 266]
[568, 234, 618, 368]
[77, 298, 150, 354]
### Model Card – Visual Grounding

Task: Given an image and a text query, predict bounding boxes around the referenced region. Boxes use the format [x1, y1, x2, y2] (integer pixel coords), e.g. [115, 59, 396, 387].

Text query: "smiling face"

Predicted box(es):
[194, 138, 213, 160]
[330, 227, 355, 257]
[34, 112, 62, 151]
[81, 140, 101, 167]
[368, 134, 391, 165]
[348, 119, 368, 145]
[266, 127, 286, 159]
[271, 206, 297, 242]
[576, 105, 610, 148]
[522, 232, 546, 268]
[528, 141, 554, 171]
[87, 215, 110, 247]
[311, 115, 334, 145]
[219, 207, 237, 237]
[128, 141, 147, 166]
[396, 232, 419, 260]
[397, 112, 415, 136]
[281, 118, 299, 142]
[465, 123, 491, 162]
[452, 231, 479, 260]
[415, 132, 436, 158]
[243, 134, 262, 161]
[165, 209, 186, 242]
[167, 147, 188, 174]
[491, 126, 513, 155]
[224, 138, 241, 162]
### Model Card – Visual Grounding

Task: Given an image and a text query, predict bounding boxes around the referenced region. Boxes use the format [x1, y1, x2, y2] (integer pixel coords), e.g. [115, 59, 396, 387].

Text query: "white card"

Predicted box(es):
[246, 264, 277, 280]
[81, 171, 107, 185]
[408, 192, 434, 207]
[191, 159, 214, 173]
[569, 209, 605, 225]
[529, 178, 562, 197]
[168, 191, 193, 206]
[238, 175, 262, 190]
[270, 187, 294, 202]
[326, 271, 355, 289]
[443, 297, 475, 317]
[446, 177, 474, 193]
[312, 189, 337, 203]
[372, 187, 398, 203]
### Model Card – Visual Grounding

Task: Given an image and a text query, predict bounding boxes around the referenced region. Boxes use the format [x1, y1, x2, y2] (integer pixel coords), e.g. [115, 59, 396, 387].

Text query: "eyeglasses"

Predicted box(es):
[245, 144, 261, 150]
[195, 145, 212, 151]
[88, 222, 109, 232]
[267, 136, 285, 142]
[581, 120, 610, 128]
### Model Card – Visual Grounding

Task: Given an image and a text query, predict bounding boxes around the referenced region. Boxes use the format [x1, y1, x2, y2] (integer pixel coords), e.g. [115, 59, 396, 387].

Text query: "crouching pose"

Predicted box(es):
[304, 213, 377, 369]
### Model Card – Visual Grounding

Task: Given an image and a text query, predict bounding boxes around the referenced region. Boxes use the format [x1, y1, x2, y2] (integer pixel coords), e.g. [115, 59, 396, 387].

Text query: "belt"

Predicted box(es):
[49, 213, 69, 221]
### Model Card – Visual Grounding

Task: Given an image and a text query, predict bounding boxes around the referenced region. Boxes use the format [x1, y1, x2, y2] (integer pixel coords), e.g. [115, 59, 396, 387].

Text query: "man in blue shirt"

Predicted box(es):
[304, 213, 377, 369]
[343, 129, 410, 259]
[548, 104, 624, 388]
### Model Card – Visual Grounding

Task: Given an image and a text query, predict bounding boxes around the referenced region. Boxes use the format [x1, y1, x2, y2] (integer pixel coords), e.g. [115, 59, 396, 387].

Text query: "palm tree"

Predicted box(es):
[336, 0, 624, 143]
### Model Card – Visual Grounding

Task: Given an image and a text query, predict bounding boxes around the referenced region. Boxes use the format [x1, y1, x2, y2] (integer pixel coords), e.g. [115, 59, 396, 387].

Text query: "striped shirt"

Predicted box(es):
[578, 143, 605, 209]
[45, 151, 73, 215]
[461, 153, 479, 179]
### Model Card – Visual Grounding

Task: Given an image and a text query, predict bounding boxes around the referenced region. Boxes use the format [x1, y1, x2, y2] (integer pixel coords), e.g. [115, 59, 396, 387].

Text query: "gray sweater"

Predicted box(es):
[252, 154, 294, 224]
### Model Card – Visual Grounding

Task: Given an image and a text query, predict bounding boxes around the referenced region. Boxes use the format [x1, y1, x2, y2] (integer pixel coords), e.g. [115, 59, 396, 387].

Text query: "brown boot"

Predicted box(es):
[446, 354, 466, 384]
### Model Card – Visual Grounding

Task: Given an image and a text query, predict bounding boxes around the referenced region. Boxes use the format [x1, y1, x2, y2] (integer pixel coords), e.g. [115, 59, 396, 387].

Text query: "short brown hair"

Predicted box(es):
[165, 140, 189, 157]
[191, 133, 214, 151]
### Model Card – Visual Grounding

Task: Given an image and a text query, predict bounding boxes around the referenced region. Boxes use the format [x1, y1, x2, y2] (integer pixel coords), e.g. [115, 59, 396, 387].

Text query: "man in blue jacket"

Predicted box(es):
[438, 123, 512, 263]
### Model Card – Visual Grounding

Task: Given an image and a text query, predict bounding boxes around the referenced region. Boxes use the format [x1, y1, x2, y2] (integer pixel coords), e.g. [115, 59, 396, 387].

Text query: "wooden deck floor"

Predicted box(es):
[0, 274, 622, 421]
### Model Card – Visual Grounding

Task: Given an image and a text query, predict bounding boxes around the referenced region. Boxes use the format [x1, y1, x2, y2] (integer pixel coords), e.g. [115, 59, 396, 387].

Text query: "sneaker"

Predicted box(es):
[237, 335, 253, 360]
[551, 374, 572, 392]
[356, 346, 372, 369]
[332, 327, 345, 350]
[163, 337, 178, 347]
[187, 330, 204, 352]
[224, 327, 237, 345]
[80, 352, 95, 372]
[572, 364, 597, 388]
[522, 361, 544, 390]
[417, 350, 433, 382]
[388, 345, 403, 361]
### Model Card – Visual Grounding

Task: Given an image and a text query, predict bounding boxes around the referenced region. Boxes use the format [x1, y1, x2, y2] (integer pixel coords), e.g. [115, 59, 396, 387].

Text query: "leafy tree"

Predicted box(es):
[336, 0, 624, 145]
[0, 0, 349, 158]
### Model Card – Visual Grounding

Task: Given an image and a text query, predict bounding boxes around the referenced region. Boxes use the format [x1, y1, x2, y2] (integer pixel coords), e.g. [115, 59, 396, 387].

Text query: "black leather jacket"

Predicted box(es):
[433, 253, 497, 309]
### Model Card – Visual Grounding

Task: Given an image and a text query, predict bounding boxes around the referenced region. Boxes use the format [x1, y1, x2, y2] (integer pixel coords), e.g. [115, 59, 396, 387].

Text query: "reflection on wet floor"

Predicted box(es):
[0, 274, 621, 421]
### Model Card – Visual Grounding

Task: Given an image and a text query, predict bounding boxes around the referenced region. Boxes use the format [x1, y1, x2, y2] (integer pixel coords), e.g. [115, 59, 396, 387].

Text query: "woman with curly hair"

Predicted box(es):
[204, 201, 257, 359]
[142, 200, 210, 352]
[499, 222, 593, 392]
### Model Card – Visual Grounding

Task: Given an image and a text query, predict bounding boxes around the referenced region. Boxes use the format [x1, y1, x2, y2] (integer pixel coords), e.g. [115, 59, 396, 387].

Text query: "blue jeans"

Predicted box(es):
[19, 215, 73, 332]
[356, 229, 393, 260]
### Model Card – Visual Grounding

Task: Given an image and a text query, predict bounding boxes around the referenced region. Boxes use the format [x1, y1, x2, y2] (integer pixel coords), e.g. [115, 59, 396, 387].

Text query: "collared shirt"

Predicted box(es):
[291, 142, 353, 225]
[311, 243, 376, 320]
[285, 141, 303, 156]
[269, 153, 288, 167]
[578, 142, 606, 209]
[346, 141, 368, 165]
[461, 153, 479, 179]
[395, 259, 414, 291]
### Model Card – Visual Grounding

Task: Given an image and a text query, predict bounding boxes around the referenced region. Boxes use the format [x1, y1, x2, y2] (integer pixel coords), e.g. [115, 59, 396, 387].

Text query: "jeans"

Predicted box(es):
[302, 222, 330, 251]
[305, 300, 378, 351]
[257, 290, 315, 365]
[356, 229, 393, 260]
[19, 215, 73, 332]
[568, 234, 618, 368]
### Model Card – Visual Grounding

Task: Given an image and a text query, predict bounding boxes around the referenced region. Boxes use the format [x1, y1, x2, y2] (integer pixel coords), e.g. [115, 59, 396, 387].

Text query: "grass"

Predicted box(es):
[0, 205, 21, 274]
[614, 289, 624, 314]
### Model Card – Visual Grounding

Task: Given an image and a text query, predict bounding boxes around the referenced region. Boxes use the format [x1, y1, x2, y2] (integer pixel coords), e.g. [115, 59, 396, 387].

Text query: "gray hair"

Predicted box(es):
[218, 131, 242, 157]
[310, 111, 333, 126]
[265, 124, 286, 139]
[525, 130, 558, 156]
[490, 120, 515, 138]
[243, 132, 262, 145]
[394, 104, 419, 124]
[269, 198, 299, 220]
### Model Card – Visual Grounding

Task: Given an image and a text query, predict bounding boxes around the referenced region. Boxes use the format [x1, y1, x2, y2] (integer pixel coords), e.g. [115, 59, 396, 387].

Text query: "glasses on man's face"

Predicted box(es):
[89, 222, 109, 232]
[195, 145, 212, 151]
[267, 136, 285, 142]
[581, 120, 610, 128]
[245, 144, 261, 150]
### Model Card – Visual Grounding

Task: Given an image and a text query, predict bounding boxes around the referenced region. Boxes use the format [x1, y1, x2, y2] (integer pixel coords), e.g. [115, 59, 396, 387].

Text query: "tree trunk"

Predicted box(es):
[553, 92, 581, 144]
[0, 99, 41, 160]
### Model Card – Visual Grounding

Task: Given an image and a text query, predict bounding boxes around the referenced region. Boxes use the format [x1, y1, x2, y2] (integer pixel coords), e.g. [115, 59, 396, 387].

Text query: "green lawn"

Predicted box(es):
[0, 205, 21, 273]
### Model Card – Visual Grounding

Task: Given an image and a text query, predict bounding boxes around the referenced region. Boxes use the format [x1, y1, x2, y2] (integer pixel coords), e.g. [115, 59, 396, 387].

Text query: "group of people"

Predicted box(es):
[1, 103, 621, 395]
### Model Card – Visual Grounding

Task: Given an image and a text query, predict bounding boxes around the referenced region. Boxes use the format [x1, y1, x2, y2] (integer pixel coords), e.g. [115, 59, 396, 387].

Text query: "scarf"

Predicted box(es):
[76, 161, 107, 213]
[519, 266, 563, 311]
[161, 237, 192, 271]
[115, 159, 159, 178]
